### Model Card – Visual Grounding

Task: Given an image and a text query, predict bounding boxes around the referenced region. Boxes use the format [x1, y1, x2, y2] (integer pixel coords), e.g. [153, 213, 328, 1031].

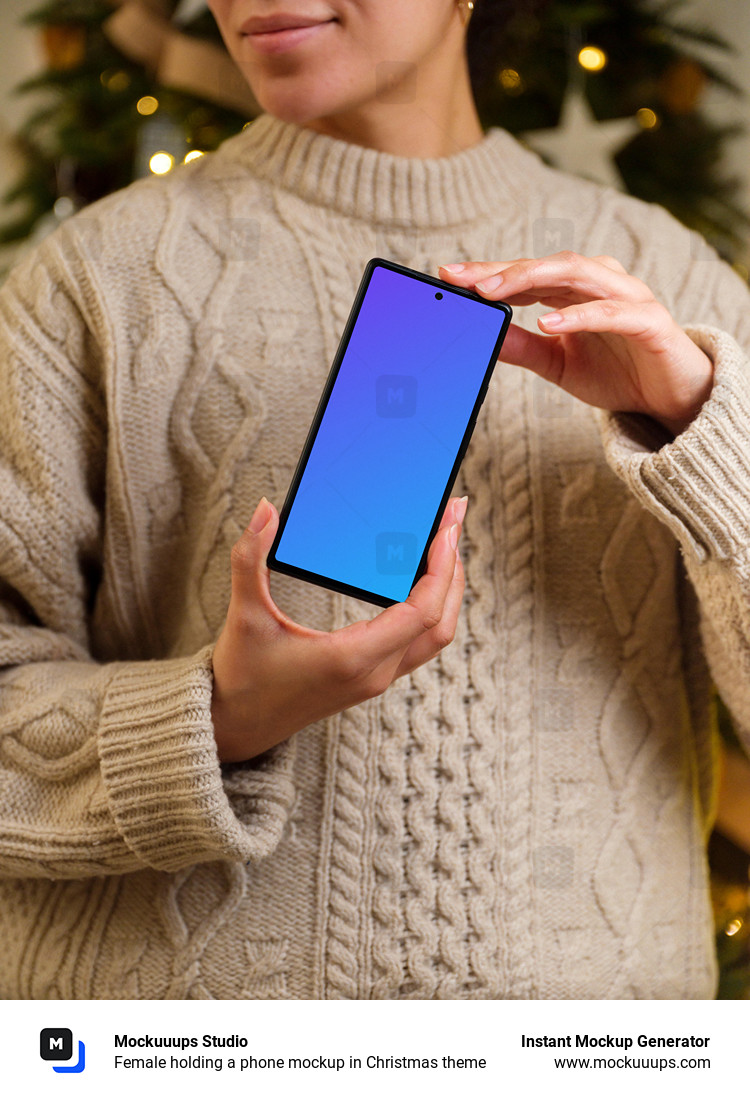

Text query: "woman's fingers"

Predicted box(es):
[591, 254, 628, 274]
[439, 252, 653, 306]
[499, 322, 565, 384]
[439, 260, 510, 279]
[226, 494, 467, 724]
[229, 497, 278, 609]
[393, 551, 465, 678]
[351, 511, 462, 666]
[214, 499, 469, 761]
[537, 296, 672, 342]
[232, 496, 466, 658]
[488, 254, 650, 302]
[436, 494, 468, 533]
[228, 498, 318, 636]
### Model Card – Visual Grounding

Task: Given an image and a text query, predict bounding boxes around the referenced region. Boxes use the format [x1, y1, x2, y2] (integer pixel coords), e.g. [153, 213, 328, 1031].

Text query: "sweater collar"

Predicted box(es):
[227, 112, 527, 228]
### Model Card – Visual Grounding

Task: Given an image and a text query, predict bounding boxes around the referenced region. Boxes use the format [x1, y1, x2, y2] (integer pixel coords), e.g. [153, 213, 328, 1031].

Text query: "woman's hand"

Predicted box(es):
[439, 252, 714, 437]
[211, 495, 466, 762]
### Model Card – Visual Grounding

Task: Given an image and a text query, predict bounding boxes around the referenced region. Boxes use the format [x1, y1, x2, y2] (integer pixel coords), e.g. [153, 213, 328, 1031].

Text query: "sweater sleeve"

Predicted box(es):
[0, 231, 295, 880]
[598, 312, 750, 750]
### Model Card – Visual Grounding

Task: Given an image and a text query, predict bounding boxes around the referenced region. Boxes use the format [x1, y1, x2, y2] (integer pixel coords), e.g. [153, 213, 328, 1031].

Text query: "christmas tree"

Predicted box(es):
[0, 0, 253, 248]
[2, 0, 748, 270]
[468, 0, 749, 264]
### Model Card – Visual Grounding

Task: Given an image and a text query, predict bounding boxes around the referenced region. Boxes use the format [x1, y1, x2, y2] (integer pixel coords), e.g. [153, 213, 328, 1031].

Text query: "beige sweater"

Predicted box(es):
[1, 113, 750, 999]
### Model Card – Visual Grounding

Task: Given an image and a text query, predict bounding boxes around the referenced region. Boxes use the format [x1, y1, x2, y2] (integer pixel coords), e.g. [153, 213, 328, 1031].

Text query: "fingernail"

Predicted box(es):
[248, 497, 270, 534]
[449, 523, 459, 550]
[476, 274, 503, 293]
[440, 263, 465, 273]
[541, 312, 563, 327]
[455, 496, 468, 524]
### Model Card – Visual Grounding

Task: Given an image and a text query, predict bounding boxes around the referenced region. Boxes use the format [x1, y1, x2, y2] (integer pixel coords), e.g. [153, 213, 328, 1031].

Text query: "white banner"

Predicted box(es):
[4, 998, 742, 1100]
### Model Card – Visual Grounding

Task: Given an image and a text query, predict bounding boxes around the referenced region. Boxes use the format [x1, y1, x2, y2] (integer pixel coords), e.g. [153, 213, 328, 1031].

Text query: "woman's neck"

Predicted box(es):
[301, 56, 483, 158]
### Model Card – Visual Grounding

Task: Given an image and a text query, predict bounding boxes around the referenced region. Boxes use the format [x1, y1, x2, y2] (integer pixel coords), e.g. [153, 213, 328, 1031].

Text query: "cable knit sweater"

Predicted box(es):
[1, 114, 750, 1000]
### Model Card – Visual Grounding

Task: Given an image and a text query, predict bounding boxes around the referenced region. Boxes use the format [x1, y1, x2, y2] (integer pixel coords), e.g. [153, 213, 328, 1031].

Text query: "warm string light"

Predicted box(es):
[637, 107, 660, 130]
[53, 196, 75, 219]
[499, 68, 524, 94]
[184, 150, 205, 163]
[578, 45, 607, 72]
[100, 69, 130, 92]
[149, 152, 174, 175]
[499, 45, 608, 98]
[137, 96, 159, 116]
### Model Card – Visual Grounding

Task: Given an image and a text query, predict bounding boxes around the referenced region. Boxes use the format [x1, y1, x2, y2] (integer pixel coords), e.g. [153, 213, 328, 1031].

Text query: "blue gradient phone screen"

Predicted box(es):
[274, 264, 506, 603]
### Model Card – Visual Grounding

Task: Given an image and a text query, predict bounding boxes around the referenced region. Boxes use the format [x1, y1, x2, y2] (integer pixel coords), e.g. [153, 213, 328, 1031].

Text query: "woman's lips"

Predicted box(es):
[244, 20, 336, 55]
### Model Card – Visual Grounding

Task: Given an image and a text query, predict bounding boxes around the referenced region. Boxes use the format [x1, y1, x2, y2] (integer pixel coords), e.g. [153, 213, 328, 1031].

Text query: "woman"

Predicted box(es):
[0, 0, 748, 998]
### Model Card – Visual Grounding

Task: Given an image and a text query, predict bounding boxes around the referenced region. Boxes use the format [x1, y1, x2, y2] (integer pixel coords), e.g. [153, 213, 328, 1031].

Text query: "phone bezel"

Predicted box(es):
[267, 257, 512, 608]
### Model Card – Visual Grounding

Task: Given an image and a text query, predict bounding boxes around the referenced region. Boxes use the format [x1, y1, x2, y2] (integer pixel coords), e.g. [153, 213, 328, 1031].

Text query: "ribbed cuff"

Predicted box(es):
[597, 325, 750, 564]
[99, 646, 296, 872]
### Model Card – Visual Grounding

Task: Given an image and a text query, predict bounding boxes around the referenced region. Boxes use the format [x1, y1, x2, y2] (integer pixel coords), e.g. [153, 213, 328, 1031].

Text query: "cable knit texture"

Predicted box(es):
[1, 114, 749, 999]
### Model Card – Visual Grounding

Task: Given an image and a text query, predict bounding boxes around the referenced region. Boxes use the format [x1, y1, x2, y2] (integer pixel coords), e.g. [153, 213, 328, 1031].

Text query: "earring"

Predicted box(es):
[458, 0, 475, 26]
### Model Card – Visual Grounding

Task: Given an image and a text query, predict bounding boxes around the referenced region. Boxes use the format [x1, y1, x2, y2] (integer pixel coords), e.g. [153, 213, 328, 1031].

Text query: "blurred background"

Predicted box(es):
[0, 0, 749, 996]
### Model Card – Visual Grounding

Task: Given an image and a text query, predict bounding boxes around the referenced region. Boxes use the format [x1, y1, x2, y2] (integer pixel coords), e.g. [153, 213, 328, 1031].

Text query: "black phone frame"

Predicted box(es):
[267, 256, 512, 608]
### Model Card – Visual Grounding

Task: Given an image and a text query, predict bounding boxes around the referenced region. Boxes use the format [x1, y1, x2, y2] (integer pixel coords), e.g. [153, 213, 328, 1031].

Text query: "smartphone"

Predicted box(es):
[268, 257, 512, 608]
